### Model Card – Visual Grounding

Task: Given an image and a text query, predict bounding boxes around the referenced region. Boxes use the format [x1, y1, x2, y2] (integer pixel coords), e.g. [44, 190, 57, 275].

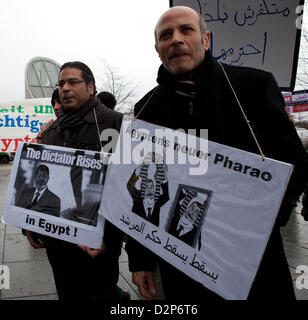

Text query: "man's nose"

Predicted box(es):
[171, 30, 184, 45]
[62, 82, 71, 92]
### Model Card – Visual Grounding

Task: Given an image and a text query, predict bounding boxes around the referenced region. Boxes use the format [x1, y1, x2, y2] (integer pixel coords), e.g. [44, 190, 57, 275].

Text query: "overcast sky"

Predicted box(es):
[1, 1, 308, 107]
[0, 0, 169, 104]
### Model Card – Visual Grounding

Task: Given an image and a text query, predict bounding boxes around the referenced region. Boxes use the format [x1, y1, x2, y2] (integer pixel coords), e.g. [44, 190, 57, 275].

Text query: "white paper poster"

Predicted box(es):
[3, 143, 109, 248]
[170, 0, 303, 90]
[99, 117, 293, 299]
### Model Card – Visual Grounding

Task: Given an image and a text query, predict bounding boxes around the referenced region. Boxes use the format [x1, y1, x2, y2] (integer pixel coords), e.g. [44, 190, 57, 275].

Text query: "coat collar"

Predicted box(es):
[156, 50, 218, 88]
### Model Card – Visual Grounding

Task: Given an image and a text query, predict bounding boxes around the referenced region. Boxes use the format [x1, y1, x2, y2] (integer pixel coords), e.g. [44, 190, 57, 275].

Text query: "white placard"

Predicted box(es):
[99, 117, 293, 299]
[171, 0, 303, 90]
[3, 143, 108, 248]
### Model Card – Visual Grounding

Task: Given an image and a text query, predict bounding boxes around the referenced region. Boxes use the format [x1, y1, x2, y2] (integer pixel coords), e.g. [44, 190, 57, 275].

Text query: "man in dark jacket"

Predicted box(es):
[126, 6, 308, 300]
[24, 61, 126, 301]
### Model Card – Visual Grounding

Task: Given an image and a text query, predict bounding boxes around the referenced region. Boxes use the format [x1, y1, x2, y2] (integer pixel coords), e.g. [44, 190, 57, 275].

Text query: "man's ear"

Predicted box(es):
[155, 44, 162, 61]
[203, 31, 210, 51]
[155, 44, 161, 55]
[87, 82, 95, 95]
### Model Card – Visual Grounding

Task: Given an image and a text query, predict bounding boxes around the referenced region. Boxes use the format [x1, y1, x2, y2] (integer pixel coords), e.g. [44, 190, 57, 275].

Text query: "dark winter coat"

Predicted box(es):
[41, 97, 123, 253]
[126, 51, 308, 300]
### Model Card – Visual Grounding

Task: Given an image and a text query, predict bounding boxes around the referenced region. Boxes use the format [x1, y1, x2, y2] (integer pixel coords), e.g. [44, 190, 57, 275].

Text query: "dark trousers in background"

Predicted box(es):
[46, 244, 119, 301]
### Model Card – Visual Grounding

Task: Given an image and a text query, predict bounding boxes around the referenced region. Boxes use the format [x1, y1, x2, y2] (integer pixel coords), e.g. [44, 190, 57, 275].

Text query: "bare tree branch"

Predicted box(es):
[96, 59, 138, 114]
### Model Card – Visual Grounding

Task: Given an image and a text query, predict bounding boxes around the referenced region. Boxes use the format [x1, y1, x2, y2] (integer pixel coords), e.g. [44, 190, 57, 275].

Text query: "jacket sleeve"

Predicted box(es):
[103, 220, 123, 257]
[125, 237, 157, 272]
[255, 72, 308, 226]
[301, 182, 308, 221]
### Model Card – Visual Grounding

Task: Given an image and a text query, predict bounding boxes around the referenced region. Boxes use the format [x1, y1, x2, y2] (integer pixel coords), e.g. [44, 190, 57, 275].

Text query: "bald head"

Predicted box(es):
[154, 6, 210, 80]
[155, 6, 207, 44]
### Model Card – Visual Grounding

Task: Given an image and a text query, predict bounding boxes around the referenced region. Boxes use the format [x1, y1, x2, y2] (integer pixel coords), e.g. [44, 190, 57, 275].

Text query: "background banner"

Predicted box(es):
[3, 143, 108, 248]
[170, 0, 304, 91]
[99, 117, 293, 299]
[0, 98, 55, 152]
[284, 89, 308, 113]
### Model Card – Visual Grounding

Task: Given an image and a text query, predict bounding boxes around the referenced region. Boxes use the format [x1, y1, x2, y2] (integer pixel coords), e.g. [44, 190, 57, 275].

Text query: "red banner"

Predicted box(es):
[293, 104, 308, 113]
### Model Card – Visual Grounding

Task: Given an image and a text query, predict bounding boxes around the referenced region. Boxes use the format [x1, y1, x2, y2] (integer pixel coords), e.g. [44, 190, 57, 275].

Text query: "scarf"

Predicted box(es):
[157, 67, 198, 99]
[157, 50, 213, 86]
[58, 95, 98, 130]
[155, 50, 214, 115]
[158, 71, 199, 116]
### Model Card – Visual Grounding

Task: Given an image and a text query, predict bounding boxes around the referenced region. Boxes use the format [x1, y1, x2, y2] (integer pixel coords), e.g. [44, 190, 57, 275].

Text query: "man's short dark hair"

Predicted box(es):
[97, 91, 117, 109]
[35, 164, 49, 176]
[51, 88, 60, 107]
[60, 61, 97, 94]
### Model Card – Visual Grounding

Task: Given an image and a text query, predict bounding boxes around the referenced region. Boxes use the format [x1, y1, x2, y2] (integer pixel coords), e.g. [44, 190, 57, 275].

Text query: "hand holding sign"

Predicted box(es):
[77, 243, 106, 258]
[24, 230, 46, 249]
[132, 271, 156, 299]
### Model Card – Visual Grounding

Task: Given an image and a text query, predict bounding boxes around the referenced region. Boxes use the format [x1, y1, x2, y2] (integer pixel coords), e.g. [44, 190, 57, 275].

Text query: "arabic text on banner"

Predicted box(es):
[99, 117, 293, 300]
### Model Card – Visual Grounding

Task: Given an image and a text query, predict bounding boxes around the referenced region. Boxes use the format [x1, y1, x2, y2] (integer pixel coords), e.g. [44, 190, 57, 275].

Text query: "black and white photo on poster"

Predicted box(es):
[165, 184, 212, 249]
[127, 151, 169, 227]
[99, 116, 294, 299]
[3, 142, 109, 248]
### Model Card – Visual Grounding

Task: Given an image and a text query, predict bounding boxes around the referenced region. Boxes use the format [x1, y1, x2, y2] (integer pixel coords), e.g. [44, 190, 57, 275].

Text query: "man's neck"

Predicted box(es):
[175, 71, 195, 82]
[173, 51, 208, 84]
[174, 66, 204, 85]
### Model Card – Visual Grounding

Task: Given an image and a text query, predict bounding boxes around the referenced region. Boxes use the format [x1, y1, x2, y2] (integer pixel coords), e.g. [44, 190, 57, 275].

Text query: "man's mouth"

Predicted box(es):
[63, 96, 74, 101]
[169, 51, 189, 59]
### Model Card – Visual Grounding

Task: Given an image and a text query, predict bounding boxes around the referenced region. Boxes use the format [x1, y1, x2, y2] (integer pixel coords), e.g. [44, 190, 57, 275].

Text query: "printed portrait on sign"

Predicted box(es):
[165, 184, 212, 249]
[127, 151, 170, 227]
[15, 163, 61, 217]
[13, 144, 108, 226]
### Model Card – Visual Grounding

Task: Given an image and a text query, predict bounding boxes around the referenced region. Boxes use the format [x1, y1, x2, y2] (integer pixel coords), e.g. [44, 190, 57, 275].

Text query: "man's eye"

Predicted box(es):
[69, 80, 80, 85]
[182, 27, 193, 33]
[159, 32, 171, 40]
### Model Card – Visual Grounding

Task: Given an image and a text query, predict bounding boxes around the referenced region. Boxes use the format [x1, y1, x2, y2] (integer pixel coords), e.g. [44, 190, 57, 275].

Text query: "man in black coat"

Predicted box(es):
[126, 6, 308, 300]
[23, 61, 127, 301]
[17, 164, 60, 217]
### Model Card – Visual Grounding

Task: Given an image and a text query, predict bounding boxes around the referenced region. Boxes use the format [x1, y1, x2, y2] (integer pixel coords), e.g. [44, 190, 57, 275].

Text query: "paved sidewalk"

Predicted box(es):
[1, 163, 308, 300]
[281, 202, 308, 300]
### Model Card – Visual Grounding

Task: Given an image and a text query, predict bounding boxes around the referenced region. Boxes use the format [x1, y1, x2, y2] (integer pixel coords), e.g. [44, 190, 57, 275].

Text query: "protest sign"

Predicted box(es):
[99, 117, 293, 299]
[0, 98, 55, 152]
[170, 0, 303, 91]
[3, 143, 109, 248]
